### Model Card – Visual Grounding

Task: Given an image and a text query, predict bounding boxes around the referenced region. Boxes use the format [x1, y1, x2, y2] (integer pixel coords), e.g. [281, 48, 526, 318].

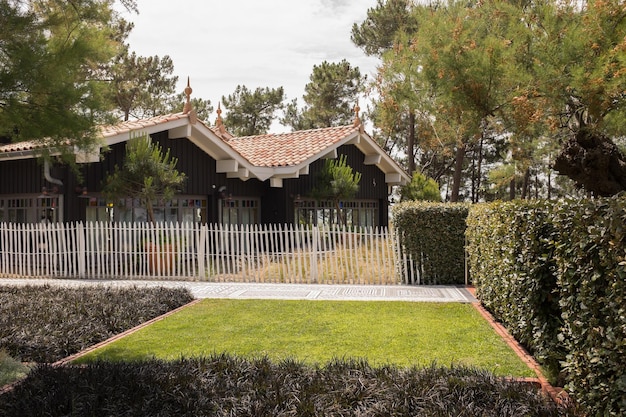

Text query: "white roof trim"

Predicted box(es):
[0, 114, 409, 186]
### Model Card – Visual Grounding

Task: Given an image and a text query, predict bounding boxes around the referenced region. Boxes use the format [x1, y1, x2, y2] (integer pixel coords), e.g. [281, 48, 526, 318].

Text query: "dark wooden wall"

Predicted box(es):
[0, 132, 392, 226]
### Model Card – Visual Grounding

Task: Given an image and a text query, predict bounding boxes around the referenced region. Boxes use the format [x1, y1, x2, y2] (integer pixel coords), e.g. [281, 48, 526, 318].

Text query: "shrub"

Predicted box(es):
[551, 197, 626, 416]
[0, 355, 577, 416]
[0, 285, 194, 363]
[392, 202, 469, 284]
[466, 201, 564, 379]
[467, 197, 626, 416]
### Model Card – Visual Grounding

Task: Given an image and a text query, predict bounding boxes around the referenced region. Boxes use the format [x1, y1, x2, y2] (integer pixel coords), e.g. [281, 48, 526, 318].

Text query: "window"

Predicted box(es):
[220, 198, 259, 225]
[0, 195, 62, 223]
[94, 196, 207, 223]
[295, 199, 378, 228]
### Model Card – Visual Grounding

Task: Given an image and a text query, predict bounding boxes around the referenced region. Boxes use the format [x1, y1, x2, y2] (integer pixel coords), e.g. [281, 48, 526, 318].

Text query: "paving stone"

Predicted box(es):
[0, 278, 477, 303]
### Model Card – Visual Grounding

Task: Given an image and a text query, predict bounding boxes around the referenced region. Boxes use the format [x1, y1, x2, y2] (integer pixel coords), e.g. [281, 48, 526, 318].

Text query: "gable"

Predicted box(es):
[0, 112, 409, 189]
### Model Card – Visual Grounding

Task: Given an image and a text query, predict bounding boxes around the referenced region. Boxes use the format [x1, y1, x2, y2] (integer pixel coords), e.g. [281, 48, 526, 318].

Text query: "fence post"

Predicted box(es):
[77, 222, 86, 278]
[310, 226, 319, 283]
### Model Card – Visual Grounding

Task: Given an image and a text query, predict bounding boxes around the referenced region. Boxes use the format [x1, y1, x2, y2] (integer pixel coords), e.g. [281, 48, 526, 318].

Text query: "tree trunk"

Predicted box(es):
[547, 168, 552, 200]
[450, 144, 465, 202]
[146, 201, 155, 224]
[509, 178, 516, 200]
[520, 167, 531, 199]
[554, 129, 626, 196]
[407, 111, 416, 176]
[473, 136, 484, 203]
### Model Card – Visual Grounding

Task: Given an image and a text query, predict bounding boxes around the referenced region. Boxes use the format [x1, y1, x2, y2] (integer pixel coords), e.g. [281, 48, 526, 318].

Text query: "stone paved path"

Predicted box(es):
[0, 278, 476, 302]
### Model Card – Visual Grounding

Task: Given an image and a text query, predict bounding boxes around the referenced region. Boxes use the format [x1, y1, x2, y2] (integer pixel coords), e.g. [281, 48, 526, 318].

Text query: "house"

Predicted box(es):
[0, 85, 409, 227]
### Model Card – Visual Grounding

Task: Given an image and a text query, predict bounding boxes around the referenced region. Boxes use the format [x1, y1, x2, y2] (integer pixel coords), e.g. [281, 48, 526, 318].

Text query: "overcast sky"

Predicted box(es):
[118, 0, 380, 131]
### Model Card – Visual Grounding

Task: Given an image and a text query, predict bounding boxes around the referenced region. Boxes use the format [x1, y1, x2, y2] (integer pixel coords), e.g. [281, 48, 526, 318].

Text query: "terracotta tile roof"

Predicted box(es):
[0, 140, 43, 154]
[0, 115, 364, 172]
[99, 113, 190, 138]
[0, 113, 193, 156]
[225, 125, 360, 167]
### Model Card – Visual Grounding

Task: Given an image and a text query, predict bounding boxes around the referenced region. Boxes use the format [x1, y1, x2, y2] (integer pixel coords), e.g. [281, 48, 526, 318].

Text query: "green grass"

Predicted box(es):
[0, 349, 30, 387]
[76, 300, 535, 377]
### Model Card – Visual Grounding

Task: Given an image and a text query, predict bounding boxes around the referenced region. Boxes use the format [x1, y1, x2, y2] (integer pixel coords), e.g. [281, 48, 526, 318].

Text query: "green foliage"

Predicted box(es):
[0, 356, 574, 416]
[400, 171, 441, 202]
[0, 285, 193, 363]
[281, 59, 365, 130]
[368, 0, 626, 198]
[466, 197, 626, 416]
[222, 85, 285, 136]
[392, 202, 468, 284]
[466, 201, 564, 379]
[311, 155, 362, 226]
[102, 133, 186, 223]
[108, 51, 179, 121]
[168, 92, 213, 121]
[0, 0, 120, 154]
[550, 197, 626, 415]
[351, 0, 419, 57]
[313, 155, 362, 200]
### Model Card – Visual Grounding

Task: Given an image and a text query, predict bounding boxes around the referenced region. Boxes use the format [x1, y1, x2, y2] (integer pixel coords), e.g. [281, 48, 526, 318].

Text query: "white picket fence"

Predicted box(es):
[0, 222, 417, 284]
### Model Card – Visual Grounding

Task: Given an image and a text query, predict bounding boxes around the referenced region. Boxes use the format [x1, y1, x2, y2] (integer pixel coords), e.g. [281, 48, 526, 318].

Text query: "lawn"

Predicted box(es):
[77, 299, 535, 377]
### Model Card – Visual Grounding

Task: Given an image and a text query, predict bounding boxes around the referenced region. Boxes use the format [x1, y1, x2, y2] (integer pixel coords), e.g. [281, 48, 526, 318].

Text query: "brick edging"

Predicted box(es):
[468, 291, 570, 406]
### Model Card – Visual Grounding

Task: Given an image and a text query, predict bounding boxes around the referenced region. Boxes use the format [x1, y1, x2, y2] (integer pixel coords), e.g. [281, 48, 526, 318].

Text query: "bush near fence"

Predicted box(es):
[466, 197, 626, 416]
[392, 202, 469, 285]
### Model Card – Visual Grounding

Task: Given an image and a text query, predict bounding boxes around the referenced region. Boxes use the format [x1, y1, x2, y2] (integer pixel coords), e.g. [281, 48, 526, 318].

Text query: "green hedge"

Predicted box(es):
[551, 197, 626, 415]
[466, 197, 626, 416]
[392, 202, 469, 285]
[466, 201, 564, 378]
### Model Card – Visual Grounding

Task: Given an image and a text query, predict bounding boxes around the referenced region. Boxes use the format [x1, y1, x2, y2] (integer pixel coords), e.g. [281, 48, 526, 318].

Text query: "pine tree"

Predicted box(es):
[103, 134, 186, 224]
[221, 85, 285, 136]
[281, 60, 364, 130]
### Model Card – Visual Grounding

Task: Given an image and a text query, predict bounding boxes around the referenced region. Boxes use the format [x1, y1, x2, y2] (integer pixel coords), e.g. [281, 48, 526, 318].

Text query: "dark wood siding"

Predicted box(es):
[280, 144, 390, 226]
[0, 159, 44, 194]
[1, 133, 393, 226]
[282, 145, 388, 200]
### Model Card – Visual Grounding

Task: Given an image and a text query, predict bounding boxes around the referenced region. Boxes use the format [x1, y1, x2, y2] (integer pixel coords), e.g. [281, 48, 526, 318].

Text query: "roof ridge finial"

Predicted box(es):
[183, 77, 193, 114]
[353, 101, 361, 128]
[215, 102, 227, 135]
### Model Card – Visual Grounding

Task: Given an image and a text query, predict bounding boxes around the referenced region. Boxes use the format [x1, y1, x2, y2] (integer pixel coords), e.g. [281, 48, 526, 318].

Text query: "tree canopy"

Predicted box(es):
[0, 0, 214, 154]
[281, 60, 365, 130]
[364, 0, 626, 199]
[221, 85, 285, 136]
[400, 171, 442, 202]
[311, 154, 362, 226]
[102, 134, 186, 224]
[108, 51, 178, 121]
[0, 0, 125, 155]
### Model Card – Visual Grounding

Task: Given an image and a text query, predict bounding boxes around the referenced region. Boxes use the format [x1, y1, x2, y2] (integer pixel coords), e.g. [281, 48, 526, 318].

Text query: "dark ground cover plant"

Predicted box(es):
[0, 285, 194, 363]
[0, 355, 579, 417]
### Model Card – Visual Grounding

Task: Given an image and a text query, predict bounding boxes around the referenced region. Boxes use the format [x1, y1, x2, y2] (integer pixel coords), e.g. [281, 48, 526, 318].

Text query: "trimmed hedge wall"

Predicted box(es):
[392, 202, 469, 285]
[551, 197, 626, 416]
[466, 201, 564, 377]
[466, 197, 626, 416]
